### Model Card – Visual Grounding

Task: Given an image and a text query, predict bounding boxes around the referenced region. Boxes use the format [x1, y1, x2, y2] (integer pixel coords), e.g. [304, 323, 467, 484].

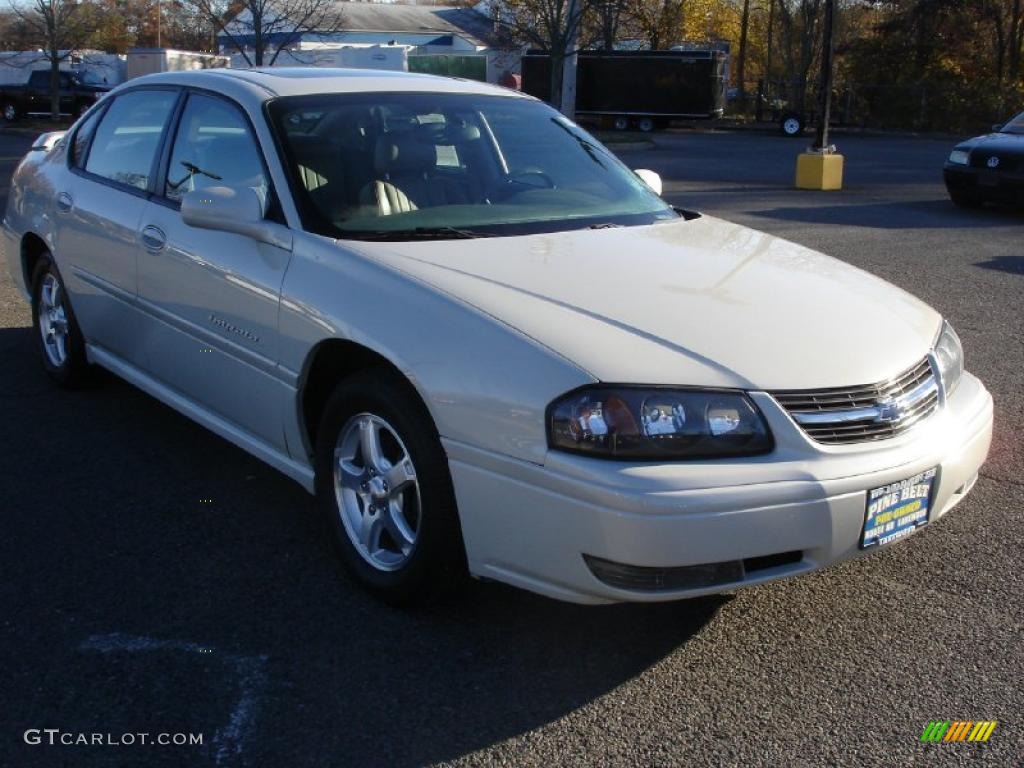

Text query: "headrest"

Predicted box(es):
[374, 134, 436, 176]
[415, 121, 482, 144]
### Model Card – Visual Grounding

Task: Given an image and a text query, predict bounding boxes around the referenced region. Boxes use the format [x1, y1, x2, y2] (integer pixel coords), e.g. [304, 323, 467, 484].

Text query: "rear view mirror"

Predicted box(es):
[634, 168, 663, 196]
[181, 186, 292, 251]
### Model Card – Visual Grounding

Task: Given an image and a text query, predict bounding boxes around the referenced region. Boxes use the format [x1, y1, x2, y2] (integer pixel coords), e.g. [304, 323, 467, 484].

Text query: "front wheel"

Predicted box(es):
[612, 116, 630, 131]
[2, 102, 17, 122]
[314, 369, 466, 606]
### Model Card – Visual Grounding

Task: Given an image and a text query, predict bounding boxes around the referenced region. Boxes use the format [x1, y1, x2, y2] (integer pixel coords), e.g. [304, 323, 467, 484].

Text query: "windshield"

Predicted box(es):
[999, 111, 1024, 135]
[268, 92, 678, 239]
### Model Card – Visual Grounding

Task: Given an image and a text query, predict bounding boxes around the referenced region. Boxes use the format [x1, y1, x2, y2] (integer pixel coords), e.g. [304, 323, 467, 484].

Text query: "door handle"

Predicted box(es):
[56, 192, 73, 213]
[141, 225, 167, 252]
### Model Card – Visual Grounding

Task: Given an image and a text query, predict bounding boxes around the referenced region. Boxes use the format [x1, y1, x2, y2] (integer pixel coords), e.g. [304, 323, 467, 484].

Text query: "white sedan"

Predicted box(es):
[2, 69, 992, 605]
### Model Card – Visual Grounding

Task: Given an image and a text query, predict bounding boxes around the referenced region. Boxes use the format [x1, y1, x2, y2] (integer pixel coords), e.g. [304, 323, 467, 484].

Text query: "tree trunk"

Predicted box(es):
[253, 8, 264, 67]
[1010, 0, 1022, 81]
[49, 53, 60, 121]
[737, 0, 751, 98]
[549, 49, 564, 110]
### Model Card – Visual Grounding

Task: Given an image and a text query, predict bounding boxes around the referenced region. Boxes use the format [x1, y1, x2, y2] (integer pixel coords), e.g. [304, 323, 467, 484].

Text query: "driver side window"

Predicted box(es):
[164, 93, 269, 208]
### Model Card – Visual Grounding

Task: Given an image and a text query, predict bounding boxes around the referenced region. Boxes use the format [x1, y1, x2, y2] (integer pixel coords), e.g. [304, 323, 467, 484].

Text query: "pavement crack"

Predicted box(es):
[980, 471, 1024, 489]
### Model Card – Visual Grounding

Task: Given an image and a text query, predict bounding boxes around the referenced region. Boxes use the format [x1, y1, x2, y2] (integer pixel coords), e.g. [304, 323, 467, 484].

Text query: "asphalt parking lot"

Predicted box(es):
[1, 128, 1021, 768]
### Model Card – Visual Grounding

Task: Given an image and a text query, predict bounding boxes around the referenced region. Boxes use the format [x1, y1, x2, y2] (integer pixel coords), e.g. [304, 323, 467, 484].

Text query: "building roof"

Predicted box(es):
[332, 4, 497, 48]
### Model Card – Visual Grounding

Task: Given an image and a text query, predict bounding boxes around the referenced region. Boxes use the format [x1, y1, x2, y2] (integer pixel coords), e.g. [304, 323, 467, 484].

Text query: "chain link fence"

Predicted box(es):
[735, 78, 1022, 134]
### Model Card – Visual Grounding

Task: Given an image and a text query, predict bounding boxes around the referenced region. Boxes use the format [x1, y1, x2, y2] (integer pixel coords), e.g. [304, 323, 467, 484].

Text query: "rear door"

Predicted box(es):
[135, 90, 293, 450]
[55, 87, 180, 360]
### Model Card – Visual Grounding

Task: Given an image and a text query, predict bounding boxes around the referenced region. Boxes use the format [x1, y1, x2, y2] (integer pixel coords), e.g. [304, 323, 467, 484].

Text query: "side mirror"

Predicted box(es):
[30, 130, 66, 152]
[992, 123, 1004, 133]
[181, 186, 292, 251]
[634, 168, 662, 196]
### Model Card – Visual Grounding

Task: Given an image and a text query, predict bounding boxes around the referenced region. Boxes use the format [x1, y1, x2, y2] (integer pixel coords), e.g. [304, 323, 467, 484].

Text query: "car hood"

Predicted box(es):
[360, 215, 941, 390]
[958, 132, 1024, 154]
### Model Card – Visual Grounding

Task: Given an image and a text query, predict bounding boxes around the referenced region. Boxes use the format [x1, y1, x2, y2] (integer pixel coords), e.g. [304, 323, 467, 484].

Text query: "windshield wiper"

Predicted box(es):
[167, 161, 223, 191]
[343, 226, 495, 241]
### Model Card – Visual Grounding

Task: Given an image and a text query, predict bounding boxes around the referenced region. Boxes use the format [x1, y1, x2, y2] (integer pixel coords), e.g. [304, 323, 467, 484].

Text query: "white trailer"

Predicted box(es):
[126, 49, 230, 80]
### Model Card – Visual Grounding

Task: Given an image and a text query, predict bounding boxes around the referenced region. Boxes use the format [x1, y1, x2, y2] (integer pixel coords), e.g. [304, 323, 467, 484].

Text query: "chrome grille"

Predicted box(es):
[771, 358, 940, 445]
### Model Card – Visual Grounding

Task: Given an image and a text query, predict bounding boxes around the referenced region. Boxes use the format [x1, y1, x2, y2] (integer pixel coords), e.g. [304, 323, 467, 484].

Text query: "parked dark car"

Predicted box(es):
[0, 70, 110, 121]
[944, 111, 1024, 208]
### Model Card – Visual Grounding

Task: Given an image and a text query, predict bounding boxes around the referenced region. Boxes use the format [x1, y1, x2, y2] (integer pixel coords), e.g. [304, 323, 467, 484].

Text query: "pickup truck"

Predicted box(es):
[0, 70, 110, 122]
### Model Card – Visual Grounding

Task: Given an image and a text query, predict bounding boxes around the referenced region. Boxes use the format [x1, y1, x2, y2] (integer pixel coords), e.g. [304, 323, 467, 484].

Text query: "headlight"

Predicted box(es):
[547, 387, 773, 460]
[932, 320, 963, 396]
[948, 149, 970, 165]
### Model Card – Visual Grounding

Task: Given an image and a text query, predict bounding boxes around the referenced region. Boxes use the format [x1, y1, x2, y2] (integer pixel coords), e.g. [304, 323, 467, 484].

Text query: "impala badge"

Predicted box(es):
[209, 313, 260, 343]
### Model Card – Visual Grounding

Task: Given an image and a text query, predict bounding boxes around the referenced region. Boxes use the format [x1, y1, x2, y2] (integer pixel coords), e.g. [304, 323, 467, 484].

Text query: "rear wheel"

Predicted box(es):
[30, 256, 94, 388]
[780, 113, 804, 136]
[2, 102, 17, 122]
[612, 116, 630, 131]
[314, 369, 466, 606]
[636, 117, 656, 133]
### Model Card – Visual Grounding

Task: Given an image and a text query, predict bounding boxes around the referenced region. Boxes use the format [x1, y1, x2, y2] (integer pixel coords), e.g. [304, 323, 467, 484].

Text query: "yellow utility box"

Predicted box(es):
[795, 151, 844, 190]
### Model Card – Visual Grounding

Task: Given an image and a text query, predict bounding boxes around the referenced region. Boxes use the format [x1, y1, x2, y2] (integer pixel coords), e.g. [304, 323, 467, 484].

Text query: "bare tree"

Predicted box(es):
[485, 0, 593, 110]
[6, 0, 93, 120]
[186, 0, 346, 67]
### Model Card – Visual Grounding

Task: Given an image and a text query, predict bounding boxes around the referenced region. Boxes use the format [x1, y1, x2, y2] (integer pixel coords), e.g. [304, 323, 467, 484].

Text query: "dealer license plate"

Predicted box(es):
[861, 468, 937, 549]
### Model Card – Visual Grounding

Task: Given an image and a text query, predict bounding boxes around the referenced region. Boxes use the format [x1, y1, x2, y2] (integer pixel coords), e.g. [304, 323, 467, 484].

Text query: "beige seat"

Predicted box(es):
[360, 134, 438, 215]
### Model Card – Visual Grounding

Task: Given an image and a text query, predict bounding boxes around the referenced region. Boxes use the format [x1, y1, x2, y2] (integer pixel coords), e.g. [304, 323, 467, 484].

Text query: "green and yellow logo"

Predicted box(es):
[920, 721, 997, 742]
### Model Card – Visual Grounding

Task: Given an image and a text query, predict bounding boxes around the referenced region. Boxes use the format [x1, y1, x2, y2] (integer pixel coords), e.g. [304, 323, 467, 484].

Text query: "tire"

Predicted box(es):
[949, 189, 983, 209]
[30, 255, 94, 388]
[780, 113, 804, 136]
[612, 116, 630, 131]
[314, 368, 467, 606]
[2, 101, 17, 122]
[636, 117, 656, 133]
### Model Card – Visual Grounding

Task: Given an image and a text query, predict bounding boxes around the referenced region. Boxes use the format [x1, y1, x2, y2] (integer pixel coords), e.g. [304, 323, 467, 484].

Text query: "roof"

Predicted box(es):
[119, 67, 528, 107]
[328, 4, 497, 47]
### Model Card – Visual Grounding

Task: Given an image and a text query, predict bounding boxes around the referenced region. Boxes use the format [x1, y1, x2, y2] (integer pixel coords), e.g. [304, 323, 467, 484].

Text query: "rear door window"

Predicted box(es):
[84, 90, 178, 191]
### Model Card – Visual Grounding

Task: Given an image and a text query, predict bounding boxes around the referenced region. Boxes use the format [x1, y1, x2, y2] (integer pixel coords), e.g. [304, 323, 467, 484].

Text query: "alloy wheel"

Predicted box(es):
[38, 273, 70, 367]
[333, 413, 422, 572]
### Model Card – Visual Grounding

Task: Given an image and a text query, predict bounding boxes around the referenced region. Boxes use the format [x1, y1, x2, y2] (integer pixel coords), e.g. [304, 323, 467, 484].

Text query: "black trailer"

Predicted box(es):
[521, 50, 726, 131]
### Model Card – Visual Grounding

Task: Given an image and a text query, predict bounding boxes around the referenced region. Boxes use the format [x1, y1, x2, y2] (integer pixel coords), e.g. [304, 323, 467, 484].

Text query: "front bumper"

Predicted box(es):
[944, 165, 1024, 204]
[445, 372, 993, 604]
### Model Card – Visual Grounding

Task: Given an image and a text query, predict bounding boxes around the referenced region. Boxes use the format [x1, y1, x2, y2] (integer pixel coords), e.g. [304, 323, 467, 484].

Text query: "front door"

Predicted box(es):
[135, 91, 293, 451]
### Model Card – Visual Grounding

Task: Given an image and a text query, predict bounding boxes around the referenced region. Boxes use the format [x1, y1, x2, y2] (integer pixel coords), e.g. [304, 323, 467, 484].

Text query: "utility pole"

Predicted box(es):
[560, 0, 579, 119]
[813, 0, 835, 150]
[795, 0, 843, 189]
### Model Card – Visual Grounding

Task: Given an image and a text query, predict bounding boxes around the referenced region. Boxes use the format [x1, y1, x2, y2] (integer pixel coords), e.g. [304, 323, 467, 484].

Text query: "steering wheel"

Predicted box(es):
[487, 169, 556, 202]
